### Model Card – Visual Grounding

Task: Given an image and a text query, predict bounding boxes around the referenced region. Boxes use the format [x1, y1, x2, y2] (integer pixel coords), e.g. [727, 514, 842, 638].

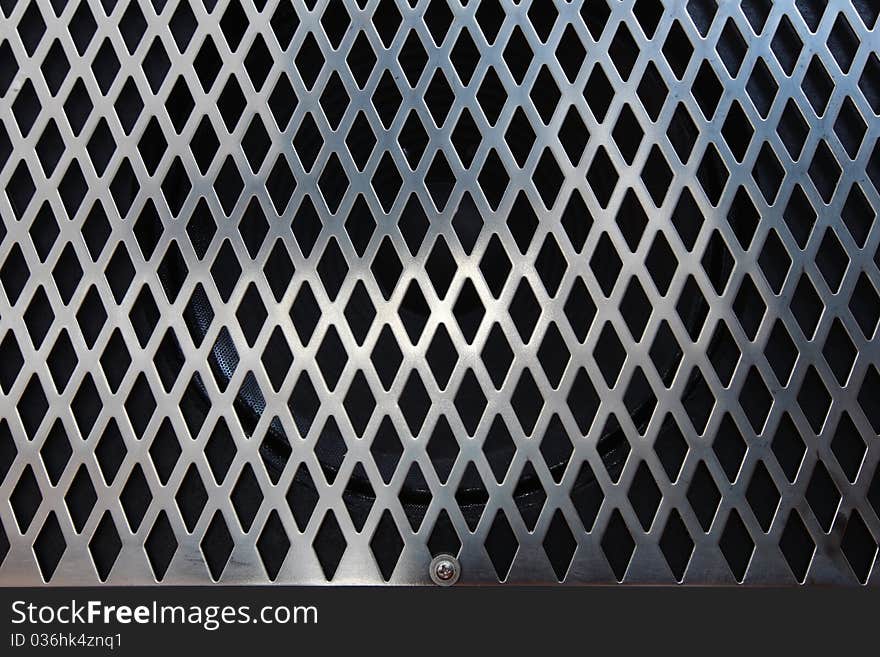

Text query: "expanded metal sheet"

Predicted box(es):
[0, 0, 879, 585]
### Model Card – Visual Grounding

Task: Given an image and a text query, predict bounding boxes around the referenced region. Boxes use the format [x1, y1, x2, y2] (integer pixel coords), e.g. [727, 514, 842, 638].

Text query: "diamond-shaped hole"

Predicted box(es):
[831, 413, 866, 483]
[370, 509, 403, 581]
[201, 511, 234, 581]
[746, 460, 781, 532]
[719, 510, 754, 582]
[175, 464, 207, 533]
[628, 462, 661, 531]
[687, 461, 721, 531]
[484, 510, 518, 581]
[840, 512, 878, 584]
[660, 509, 694, 582]
[601, 509, 635, 582]
[806, 460, 841, 532]
[779, 509, 814, 583]
[484, 416, 515, 484]
[543, 509, 576, 582]
[513, 462, 546, 532]
[88, 511, 121, 581]
[455, 462, 489, 532]
[34, 512, 65, 581]
[11, 465, 43, 533]
[313, 511, 347, 580]
[145, 511, 178, 581]
[231, 464, 263, 533]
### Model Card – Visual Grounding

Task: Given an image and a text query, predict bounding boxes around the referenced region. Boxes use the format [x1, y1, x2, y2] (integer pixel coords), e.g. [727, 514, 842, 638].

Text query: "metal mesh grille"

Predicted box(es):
[1, 0, 879, 585]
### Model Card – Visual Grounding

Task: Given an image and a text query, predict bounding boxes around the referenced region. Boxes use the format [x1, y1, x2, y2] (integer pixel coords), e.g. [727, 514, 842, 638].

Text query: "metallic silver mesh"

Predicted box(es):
[1, 0, 879, 585]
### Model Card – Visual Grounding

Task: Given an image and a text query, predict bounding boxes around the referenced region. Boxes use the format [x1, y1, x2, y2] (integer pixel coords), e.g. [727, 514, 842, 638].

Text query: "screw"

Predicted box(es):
[429, 554, 460, 586]
[435, 560, 455, 581]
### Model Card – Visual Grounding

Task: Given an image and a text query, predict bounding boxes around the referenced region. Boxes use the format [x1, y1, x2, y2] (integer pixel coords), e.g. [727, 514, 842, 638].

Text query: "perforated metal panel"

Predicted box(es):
[1, 0, 879, 585]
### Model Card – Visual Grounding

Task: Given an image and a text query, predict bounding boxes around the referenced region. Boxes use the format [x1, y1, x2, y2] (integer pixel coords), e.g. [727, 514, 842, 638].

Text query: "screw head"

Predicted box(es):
[429, 554, 460, 586]
[435, 560, 455, 580]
